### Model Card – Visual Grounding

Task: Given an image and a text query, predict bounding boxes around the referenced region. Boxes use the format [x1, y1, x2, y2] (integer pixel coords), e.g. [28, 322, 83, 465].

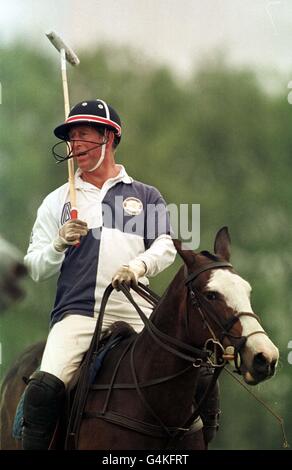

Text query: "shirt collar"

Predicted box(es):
[74, 164, 133, 190]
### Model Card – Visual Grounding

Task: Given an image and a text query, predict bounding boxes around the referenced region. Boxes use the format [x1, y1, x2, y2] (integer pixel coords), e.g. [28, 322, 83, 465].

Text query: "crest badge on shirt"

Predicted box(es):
[123, 197, 143, 216]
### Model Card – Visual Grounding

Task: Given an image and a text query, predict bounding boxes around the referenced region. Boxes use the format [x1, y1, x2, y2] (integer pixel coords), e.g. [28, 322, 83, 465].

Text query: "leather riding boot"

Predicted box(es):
[195, 366, 221, 445]
[22, 371, 65, 450]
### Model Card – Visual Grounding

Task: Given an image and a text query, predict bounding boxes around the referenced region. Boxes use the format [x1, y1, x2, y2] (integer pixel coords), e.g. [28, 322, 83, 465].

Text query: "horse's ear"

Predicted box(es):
[172, 239, 196, 266]
[214, 226, 231, 261]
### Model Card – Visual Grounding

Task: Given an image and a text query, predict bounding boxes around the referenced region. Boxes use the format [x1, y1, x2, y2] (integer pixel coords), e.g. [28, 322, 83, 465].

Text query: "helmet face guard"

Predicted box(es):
[52, 138, 107, 163]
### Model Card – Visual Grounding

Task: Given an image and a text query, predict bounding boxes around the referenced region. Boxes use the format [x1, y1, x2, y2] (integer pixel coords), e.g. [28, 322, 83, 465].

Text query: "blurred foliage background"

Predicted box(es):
[0, 42, 291, 450]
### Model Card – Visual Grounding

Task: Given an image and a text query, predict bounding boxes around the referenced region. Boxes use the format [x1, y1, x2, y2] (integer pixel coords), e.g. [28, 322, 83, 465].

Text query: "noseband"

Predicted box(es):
[185, 261, 268, 373]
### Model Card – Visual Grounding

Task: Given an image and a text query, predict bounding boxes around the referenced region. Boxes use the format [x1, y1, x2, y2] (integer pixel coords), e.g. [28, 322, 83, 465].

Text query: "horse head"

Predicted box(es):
[174, 227, 279, 385]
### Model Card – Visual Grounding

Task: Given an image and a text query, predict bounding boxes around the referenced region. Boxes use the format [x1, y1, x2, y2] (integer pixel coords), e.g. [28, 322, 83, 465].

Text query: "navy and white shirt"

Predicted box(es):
[24, 166, 176, 332]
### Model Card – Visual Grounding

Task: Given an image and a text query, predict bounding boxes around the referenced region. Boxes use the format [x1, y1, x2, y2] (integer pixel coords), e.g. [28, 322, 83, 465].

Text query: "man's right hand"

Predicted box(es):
[53, 219, 88, 252]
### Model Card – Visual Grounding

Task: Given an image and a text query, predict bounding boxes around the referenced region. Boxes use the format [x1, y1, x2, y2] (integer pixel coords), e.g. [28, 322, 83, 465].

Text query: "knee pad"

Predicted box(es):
[22, 371, 65, 450]
[23, 371, 65, 428]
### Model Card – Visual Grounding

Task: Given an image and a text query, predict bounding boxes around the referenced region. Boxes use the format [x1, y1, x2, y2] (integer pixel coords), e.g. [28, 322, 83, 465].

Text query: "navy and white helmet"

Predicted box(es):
[54, 99, 122, 143]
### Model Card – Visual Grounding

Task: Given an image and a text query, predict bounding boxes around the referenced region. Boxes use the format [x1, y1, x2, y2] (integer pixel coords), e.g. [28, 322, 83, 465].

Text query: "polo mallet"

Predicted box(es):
[46, 31, 80, 220]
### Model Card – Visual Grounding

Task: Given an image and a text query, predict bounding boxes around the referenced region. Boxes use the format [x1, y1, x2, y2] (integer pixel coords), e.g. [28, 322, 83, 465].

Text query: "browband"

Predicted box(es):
[185, 261, 233, 285]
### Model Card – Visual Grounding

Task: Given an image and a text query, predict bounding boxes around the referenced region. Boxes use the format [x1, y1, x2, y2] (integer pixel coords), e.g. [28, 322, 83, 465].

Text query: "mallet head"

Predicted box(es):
[46, 31, 80, 66]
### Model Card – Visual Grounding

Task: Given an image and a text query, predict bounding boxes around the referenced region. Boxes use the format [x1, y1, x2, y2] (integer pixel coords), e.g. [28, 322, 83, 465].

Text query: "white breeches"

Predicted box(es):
[40, 314, 98, 387]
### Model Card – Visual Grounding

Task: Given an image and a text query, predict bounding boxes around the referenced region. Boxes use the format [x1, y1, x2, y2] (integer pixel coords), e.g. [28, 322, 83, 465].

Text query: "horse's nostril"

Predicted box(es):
[253, 352, 269, 375]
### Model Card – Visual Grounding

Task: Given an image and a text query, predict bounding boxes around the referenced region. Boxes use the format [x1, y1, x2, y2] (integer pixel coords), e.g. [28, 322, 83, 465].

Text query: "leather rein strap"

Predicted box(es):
[120, 283, 210, 362]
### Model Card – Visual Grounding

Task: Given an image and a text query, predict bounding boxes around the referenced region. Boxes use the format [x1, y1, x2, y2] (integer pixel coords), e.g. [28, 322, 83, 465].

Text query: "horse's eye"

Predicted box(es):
[205, 291, 218, 301]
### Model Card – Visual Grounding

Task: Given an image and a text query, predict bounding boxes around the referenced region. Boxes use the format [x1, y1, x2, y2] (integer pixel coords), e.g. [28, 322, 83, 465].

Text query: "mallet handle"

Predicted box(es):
[60, 49, 77, 219]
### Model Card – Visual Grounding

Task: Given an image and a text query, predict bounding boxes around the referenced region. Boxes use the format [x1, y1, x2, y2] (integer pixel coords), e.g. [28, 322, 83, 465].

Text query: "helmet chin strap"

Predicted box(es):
[87, 130, 108, 173]
[87, 141, 106, 172]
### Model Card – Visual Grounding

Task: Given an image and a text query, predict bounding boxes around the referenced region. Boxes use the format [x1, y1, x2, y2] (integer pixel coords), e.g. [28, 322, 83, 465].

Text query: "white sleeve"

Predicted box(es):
[133, 234, 176, 277]
[24, 200, 65, 282]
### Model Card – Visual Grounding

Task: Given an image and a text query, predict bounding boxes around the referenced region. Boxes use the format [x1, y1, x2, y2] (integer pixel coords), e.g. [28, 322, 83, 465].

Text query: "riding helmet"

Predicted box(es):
[54, 99, 122, 142]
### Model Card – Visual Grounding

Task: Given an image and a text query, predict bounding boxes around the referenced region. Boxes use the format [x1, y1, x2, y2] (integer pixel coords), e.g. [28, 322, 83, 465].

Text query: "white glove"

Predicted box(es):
[112, 260, 147, 290]
[53, 219, 88, 252]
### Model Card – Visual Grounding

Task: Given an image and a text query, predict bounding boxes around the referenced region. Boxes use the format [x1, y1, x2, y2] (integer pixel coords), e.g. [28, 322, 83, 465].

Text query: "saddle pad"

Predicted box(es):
[12, 391, 25, 439]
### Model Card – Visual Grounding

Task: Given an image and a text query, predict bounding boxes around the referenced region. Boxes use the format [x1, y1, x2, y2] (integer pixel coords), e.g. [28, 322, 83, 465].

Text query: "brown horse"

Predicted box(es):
[0, 227, 279, 450]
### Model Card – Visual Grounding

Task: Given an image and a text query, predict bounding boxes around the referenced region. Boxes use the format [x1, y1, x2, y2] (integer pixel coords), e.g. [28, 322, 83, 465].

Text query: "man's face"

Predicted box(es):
[68, 125, 105, 172]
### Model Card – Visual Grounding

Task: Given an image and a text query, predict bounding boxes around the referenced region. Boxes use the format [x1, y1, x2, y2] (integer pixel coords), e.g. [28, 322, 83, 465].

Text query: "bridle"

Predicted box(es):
[185, 260, 268, 373]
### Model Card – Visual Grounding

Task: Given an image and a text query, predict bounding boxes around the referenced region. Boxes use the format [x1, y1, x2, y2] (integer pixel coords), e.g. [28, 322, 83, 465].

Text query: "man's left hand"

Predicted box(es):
[112, 260, 146, 290]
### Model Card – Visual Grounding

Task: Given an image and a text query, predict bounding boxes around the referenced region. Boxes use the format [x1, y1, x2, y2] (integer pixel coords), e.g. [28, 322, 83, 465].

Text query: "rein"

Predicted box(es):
[120, 283, 210, 363]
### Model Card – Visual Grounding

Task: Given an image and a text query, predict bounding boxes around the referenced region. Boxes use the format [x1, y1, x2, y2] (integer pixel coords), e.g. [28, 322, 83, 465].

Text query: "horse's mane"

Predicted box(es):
[146, 266, 186, 325]
[199, 250, 221, 262]
[149, 251, 221, 322]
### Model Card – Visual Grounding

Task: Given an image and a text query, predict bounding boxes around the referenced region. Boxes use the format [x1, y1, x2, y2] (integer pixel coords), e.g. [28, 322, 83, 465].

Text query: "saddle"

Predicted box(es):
[67, 321, 136, 392]
[62, 321, 137, 449]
